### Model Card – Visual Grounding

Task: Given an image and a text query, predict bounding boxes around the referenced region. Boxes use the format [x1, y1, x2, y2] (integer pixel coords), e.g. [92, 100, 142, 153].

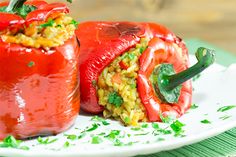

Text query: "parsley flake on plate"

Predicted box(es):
[170, 120, 185, 136]
[200, 119, 211, 124]
[217, 105, 236, 112]
[0, 135, 29, 150]
[91, 136, 103, 144]
[190, 104, 199, 109]
[37, 137, 58, 145]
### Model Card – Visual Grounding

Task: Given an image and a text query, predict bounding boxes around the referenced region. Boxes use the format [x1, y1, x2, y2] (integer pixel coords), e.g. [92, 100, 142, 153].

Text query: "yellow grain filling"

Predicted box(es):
[0, 13, 76, 49]
[97, 38, 149, 126]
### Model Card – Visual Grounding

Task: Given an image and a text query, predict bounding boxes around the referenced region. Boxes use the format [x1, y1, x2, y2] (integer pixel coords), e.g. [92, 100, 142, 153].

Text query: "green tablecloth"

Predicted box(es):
[139, 39, 236, 157]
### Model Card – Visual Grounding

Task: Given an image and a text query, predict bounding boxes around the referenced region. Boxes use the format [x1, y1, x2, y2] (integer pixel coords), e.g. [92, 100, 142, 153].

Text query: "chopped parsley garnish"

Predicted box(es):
[113, 139, 123, 146]
[27, 61, 35, 67]
[102, 121, 110, 125]
[63, 141, 70, 148]
[170, 120, 185, 136]
[153, 129, 172, 135]
[157, 138, 165, 141]
[70, 19, 79, 28]
[85, 123, 99, 132]
[159, 113, 175, 123]
[190, 104, 199, 109]
[67, 0, 72, 3]
[217, 105, 236, 112]
[108, 92, 124, 107]
[64, 134, 77, 140]
[200, 119, 211, 124]
[0, 135, 29, 150]
[219, 115, 231, 120]
[39, 19, 55, 28]
[113, 139, 137, 146]
[141, 123, 149, 128]
[97, 132, 106, 136]
[104, 130, 120, 140]
[91, 136, 102, 144]
[37, 137, 58, 144]
[134, 132, 149, 136]
[130, 127, 141, 131]
[151, 123, 159, 129]
[91, 116, 110, 126]
[78, 132, 86, 139]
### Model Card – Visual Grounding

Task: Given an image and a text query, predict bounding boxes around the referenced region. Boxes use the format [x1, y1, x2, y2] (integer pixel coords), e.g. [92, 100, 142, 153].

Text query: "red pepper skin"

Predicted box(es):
[0, 35, 80, 140]
[26, 3, 69, 23]
[76, 21, 191, 121]
[76, 22, 147, 113]
[0, 13, 24, 31]
[138, 37, 191, 121]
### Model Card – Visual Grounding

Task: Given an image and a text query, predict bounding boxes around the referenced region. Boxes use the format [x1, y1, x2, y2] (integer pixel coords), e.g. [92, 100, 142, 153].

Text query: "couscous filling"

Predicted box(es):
[97, 38, 149, 126]
[0, 13, 77, 49]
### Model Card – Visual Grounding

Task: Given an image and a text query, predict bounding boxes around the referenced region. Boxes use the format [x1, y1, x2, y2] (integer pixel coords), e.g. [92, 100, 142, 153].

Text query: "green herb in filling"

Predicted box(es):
[108, 92, 124, 107]
[70, 19, 79, 28]
[39, 19, 55, 28]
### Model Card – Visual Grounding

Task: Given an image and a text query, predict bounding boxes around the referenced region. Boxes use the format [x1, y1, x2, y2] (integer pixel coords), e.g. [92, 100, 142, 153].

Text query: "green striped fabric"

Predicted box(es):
[138, 39, 236, 157]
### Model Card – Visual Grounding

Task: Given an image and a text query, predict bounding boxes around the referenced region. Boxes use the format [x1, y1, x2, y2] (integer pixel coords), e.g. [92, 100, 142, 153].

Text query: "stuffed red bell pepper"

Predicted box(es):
[0, 0, 80, 139]
[76, 22, 215, 126]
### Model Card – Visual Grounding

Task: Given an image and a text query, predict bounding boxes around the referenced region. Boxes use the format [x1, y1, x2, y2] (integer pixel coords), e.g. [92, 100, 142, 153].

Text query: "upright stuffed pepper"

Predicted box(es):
[76, 22, 215, 126]
[0, 0, 80, 139]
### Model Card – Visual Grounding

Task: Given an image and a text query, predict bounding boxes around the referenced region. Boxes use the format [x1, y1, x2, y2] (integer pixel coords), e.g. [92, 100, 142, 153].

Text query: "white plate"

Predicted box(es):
[1, 56, 236, 157]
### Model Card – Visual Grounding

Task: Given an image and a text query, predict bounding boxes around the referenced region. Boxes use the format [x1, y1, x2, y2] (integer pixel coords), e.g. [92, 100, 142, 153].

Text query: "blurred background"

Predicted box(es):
[54, 0, 236, 54]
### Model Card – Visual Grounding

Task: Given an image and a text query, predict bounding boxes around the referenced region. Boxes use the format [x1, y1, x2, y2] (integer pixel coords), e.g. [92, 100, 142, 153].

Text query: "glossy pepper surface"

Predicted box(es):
[76, 21, 192, 121]
[0, 1, 80, 139]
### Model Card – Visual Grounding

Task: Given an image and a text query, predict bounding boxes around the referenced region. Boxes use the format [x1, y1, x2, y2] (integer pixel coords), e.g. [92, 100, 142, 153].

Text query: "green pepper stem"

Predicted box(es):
[6, 0, 27, 12]
[163, 47, 215, 91]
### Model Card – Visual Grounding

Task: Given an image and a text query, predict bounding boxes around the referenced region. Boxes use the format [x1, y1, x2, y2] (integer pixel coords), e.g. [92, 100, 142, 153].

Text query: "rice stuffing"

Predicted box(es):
[0, 13, 76, 49]
[97, 38, 149, 126]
